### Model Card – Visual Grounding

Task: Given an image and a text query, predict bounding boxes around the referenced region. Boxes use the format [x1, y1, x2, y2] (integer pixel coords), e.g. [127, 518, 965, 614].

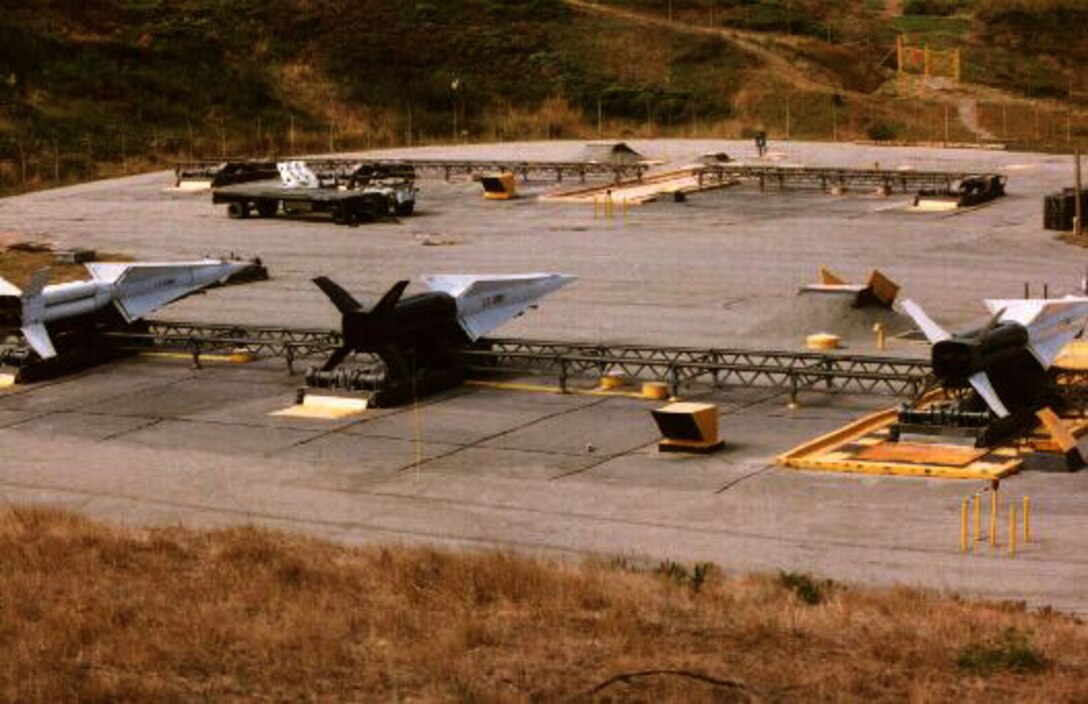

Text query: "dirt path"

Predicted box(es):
[957, 98, 995, 141]
[562, 0, 831, 94]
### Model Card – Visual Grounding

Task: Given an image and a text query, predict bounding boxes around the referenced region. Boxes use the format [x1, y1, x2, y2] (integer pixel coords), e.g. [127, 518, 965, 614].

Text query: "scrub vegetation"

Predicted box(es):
[3, 505, 1088, 702]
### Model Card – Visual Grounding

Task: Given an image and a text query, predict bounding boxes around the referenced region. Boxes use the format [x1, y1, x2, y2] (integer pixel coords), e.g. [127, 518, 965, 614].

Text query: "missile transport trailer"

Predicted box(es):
[174, 160, 279, 190]
[211, 162, 418, 225]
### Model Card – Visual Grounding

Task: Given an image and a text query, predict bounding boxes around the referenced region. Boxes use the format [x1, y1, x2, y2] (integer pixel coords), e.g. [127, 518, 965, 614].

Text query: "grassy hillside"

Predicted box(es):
[0, 0, 1085, 194]
[4, 505, 1088, 701]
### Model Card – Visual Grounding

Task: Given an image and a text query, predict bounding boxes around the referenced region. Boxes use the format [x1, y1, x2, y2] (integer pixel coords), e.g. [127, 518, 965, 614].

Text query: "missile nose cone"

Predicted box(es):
[542, 272, 577, 292]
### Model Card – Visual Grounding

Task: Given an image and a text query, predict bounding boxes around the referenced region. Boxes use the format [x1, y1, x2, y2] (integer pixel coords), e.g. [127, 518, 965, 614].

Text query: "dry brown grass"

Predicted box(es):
[2, 505, 1087, 702]
[0, 246, 129, 287]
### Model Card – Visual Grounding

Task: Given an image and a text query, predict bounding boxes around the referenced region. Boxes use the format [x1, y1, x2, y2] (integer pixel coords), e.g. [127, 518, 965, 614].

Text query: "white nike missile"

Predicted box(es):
[0, 259, 254, 359]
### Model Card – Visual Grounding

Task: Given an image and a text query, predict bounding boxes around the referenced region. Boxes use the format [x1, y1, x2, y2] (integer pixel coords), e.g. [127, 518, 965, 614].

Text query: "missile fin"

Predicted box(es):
[25, 268, 49, 297]
[112, 262, 247, 322]
[968, 371, 1010, 418]
[313, 277, 364, 314]
[371, 281, 410, 317]
[900, 299, 951, 343]
[433, 273, 576, 340]
[990, 298, 1088, 368]
[21, 323, 56, 359]
[0, 276, 20, 297]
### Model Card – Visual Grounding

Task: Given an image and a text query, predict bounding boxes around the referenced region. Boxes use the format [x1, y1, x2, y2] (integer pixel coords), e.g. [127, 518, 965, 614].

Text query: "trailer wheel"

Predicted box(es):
[395, 201, 415, 216]
[255, 199, 278, 218]
[227, 202, 250, 219]
[343, 206, 362, 227]
[330, 205, 346, 224]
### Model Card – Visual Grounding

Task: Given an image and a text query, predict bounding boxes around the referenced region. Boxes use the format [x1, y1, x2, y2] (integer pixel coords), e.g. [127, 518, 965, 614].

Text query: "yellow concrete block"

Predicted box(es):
[230, 348, 258, 364]
[652, 402, 724, 453]
[271, 394, 369, 420]
[806, 333, 840, 350]
[642, 381, 670, 400]
[598, 374, 626, 390]
[0, 373, 15, 389]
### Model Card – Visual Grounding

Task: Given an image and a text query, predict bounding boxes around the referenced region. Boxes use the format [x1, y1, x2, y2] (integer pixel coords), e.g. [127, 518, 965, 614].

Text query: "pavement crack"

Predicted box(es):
[392, 396, 612, 474]
[101, 417, 164, 442]
[714, 464, 773, 494]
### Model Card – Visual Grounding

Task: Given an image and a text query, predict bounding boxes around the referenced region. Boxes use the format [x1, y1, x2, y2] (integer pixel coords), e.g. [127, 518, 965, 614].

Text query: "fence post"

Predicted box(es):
[1009, 504, 1017, 556]
[960, 498, 969, 553]
[1023, 496, 1031, 543]
[974, 493, 982, 543]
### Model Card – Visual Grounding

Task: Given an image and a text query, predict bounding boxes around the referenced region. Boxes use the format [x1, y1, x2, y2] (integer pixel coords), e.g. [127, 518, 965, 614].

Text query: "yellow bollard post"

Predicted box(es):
[622, 197, 627, 225]
[974, 493, 982, 543]
[873, 323, 886, 351]
[989, 486, 998, 547]
[960, 498, 969, 553]
[1023, 496, 1031, 543]
[594, 196, 599, 220]
[1009, 505, 1017, 556]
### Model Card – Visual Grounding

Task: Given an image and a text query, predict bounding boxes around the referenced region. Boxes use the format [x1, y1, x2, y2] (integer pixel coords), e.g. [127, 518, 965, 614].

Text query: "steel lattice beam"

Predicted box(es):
[4, 322, 935, 401]
[693, 164, 979, 193]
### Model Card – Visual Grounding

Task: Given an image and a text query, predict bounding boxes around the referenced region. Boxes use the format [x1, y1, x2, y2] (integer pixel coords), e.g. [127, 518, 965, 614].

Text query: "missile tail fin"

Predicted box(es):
[968, 371, 1010, 418]
[320, 345, 352, 372]
[371, 280, 410, 318]
[900, 299, 951, 343]
[21, 322, 56, 359]
[0, 276, 21, 298]
[25, 268, 49, 297]
[424, 273, 576, 340]
[313, 277, 364, 314]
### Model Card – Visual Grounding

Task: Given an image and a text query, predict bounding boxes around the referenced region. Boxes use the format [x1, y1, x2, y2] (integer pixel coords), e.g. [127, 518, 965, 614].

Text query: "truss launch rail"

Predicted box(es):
[71, 321, 934, 401]
[693, 164, 982, 193]
[337, 159, 648, 184]
[176, 158, 648, 185]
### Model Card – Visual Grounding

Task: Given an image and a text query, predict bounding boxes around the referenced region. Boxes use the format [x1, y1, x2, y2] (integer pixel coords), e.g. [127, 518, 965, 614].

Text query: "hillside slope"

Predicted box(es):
[4, 506, 1088, 701]
[0, 0, 1084, 193]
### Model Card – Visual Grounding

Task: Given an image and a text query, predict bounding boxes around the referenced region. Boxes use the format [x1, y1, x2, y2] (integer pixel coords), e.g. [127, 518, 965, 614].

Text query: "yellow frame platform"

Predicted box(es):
[777, 405, 1023, 480]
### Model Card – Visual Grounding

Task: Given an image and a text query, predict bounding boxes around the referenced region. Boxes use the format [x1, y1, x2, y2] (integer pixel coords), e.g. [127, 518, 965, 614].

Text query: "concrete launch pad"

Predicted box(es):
[2, 139, 1088, 612]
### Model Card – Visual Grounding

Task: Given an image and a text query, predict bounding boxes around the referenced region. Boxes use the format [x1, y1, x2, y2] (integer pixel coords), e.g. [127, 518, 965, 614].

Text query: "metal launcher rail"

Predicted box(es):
[692, 164, 981, 193]
[346, 159, 650, 184]
[103, 322, 342, 372]
[81, 322, 935, 403]
[464, 338, 931, 402]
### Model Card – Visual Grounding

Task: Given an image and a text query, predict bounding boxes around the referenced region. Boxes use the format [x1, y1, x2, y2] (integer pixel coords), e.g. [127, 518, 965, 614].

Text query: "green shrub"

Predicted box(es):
[867, 120, 899, 141]
[658, 560, 715, 593]
[903, 0, 961, 16]
[957, 628, 1048, 675]
[777, 571, 826, 605]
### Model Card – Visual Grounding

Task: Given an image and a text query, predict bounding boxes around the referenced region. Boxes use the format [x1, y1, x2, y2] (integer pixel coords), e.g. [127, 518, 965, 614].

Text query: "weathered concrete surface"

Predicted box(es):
[1, 359, 1086, 613]
[0, 139, 1078, 348]
[1, 140, 1086, 612]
